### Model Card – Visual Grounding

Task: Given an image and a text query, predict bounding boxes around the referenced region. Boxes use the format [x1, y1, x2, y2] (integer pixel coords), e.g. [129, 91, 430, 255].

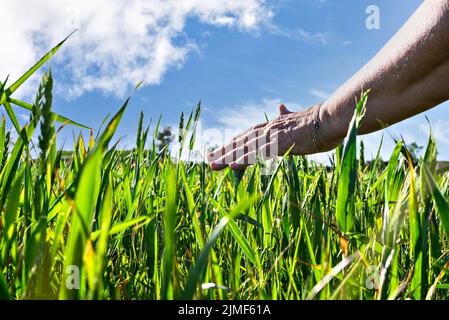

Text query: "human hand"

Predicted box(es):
[207, 103, 338, 171]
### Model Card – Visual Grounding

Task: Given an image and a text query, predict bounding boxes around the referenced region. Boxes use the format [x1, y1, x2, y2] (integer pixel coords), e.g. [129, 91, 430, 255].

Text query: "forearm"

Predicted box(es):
[319, 0, 449, 147]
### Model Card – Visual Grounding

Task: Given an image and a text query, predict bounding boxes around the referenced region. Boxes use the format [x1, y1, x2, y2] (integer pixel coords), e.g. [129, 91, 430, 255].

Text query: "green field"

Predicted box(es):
[1, 39, 449, 300]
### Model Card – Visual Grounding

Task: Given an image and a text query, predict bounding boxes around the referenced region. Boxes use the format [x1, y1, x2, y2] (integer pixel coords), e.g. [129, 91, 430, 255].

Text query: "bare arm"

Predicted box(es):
[321, 0, 449, 144]
[208, 0, 449, 171]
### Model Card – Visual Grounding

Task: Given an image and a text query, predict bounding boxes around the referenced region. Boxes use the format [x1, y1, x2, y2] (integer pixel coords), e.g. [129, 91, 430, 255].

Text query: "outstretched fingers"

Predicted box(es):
[209, 130, 280, 171]
[229, 140, 278, 170]
[207, 104, 291, 171]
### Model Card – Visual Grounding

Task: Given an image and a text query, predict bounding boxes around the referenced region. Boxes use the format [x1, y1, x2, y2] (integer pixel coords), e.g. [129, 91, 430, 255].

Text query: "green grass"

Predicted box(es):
[1, 39, 449, 300]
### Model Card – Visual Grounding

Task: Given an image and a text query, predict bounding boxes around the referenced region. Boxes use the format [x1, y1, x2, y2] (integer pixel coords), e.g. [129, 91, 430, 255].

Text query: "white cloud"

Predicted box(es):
[310, 89, 330, 100]
[420, 120, 449, 146]
[0, 0, 273, 99]
[216, 98, 304, 134]
[270, 25, 329, 46]
[295, 28, 328, 46]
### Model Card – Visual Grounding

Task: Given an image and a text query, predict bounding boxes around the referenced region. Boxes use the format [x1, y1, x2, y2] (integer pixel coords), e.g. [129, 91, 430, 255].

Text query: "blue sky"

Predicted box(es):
[3, 0, 448, 161]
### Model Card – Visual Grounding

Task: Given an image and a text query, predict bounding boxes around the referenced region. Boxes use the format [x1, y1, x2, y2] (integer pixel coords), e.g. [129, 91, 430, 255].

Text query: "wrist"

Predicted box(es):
[316, 101, 345, 151]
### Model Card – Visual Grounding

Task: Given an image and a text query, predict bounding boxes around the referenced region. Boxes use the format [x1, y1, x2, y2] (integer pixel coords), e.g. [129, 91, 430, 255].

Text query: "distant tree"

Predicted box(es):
[157, 126, 174, 152]
[408, 142, 423, 159]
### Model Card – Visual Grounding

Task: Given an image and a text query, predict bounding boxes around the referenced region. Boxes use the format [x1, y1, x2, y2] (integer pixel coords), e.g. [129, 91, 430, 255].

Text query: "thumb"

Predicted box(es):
[279, 104, 292, 116]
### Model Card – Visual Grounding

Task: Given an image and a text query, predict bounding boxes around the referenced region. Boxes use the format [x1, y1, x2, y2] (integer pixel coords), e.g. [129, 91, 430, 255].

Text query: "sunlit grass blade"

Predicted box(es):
[60, 99, 128, 299]
[183, 195, 258, 299]
[3, 101, 21, 134]
[9, 98, 90, 129]
[0, 272, 9, 300]
[209, 197, 257, 264]
[161, 165, 177, 300]
[422, 165, 449, 238]
[4, 31, 75, 96]
[336, 91, 369, 234]
[90, 216, 150, 241]
[407, 152, 423, 299]
[0, 124, 36, 206]
[1, 169, 24, 263]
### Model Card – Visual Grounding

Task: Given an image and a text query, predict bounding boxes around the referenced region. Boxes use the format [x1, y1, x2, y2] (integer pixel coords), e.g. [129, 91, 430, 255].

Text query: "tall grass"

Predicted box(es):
[1, 39, 449, 300]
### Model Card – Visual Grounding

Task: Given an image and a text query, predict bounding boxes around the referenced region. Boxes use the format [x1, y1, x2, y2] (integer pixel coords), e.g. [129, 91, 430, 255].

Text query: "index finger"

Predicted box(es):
[207, 123, 267, 163]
